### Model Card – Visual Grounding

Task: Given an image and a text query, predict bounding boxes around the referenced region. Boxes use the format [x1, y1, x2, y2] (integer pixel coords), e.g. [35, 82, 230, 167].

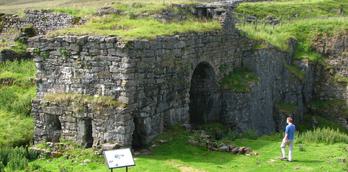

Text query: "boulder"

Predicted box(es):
[231, 147, 239, 154]
[218, 145, 229, 152]
[101, 143, 121, 150]
[97, 7, 120, 16]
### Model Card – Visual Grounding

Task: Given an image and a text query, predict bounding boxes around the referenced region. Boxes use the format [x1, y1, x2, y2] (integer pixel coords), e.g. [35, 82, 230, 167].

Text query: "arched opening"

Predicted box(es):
[189, 62, 220, 125]
[46, 115, 62, 142]
[132, 117, 142, 148]
[78, 118, 93, 148]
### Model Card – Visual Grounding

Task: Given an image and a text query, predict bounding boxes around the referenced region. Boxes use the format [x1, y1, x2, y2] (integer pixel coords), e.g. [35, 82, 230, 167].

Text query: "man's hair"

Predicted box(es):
[287, 117, 293, 123]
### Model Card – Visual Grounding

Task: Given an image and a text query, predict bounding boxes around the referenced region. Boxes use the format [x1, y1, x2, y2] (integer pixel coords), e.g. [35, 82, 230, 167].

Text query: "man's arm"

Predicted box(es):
[283, 126, 289, 141]
[283, 133, 288, 141]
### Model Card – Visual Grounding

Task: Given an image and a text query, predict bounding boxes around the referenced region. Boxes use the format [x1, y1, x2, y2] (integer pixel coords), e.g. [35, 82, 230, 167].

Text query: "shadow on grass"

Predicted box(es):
[291, 159, 324, 163]
[138, 129, 275, 166]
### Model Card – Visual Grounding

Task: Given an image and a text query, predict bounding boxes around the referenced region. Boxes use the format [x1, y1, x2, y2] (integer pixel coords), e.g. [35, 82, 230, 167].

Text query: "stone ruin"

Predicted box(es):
[22, 1, 346, 149]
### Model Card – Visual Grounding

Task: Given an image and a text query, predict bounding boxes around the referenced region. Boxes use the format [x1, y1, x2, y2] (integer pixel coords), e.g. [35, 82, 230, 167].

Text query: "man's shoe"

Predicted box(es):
[288, 160, 292, 162]
[280, 157, 287, 161]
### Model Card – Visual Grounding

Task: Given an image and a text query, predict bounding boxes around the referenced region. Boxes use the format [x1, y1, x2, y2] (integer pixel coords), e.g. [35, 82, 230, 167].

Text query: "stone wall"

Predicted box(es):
[222, 44, 316, 133]
[28, 3, 320, 147]
[29, 29, 318, 147]
[1, 10, 80, 34]
[126, 30, 250, 145]
[311, 32, 348, 129]
[29, 36, 135, 147]
[29, 27, 254, 147]
[312, 32, 348, 100]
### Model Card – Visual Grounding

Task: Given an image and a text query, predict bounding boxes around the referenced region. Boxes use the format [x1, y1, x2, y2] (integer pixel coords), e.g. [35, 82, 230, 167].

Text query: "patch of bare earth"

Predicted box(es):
[166, 160, 206, 172]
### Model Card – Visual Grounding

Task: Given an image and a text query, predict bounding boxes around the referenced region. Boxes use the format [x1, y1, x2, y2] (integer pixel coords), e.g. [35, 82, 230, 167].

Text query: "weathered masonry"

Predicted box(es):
[29, 4, 315, 148]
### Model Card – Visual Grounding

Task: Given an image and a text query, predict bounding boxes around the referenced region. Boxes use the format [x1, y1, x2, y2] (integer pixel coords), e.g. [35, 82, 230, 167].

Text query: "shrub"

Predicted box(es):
[285, 64, 305, 81]
[0, 161, 4, 172]
[0, 147, 40, 171]
[297, 127, 348, 144]
[221, 68, 259, 93]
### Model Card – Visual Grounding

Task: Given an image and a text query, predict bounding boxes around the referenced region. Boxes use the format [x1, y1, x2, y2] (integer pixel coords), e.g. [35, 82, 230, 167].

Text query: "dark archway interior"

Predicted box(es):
[46, 115, 62, 142]
[132, 117, 142, 148]
[189, 62, 220, 125]
[78, 118, 93, 148]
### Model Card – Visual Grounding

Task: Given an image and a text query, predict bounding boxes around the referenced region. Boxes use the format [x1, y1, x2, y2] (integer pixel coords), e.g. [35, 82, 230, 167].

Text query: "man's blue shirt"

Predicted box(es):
[285, 124, 296, 140]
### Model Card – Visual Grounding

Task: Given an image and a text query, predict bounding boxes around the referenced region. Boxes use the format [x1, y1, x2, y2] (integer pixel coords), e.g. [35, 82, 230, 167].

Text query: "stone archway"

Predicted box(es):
[189, 62, 220, 125]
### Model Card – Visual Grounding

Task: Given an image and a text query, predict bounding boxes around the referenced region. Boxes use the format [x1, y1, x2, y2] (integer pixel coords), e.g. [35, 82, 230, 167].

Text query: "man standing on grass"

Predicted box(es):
[280, 116, 296, 162]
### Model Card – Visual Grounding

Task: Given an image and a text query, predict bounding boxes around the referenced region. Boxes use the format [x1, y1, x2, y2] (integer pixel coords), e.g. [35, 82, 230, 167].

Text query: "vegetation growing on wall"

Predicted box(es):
[235, 0, 348, 62]
[276, 102, 297, 114]
[0, 0, 214, 14]
[44, 93, 127, 109]
[285, 64, 305, 80]
[49, 15, 221, 40]
[309, 99, 348, 117]
[334, 73, 348, 85]
[221, 68, 259, 93]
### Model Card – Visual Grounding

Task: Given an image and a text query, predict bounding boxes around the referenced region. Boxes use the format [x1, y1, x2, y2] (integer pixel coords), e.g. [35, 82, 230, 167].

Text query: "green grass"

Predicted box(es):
[44, 93, 126, 109]
[221, 68, 259, 93]
[0, 60, 35, 87]
[45, 1, 222, 39]
[334, 73, 348, 85]
[1, 0, 221, 40]
[0, 0, 212, 14]
[22, 127, 348, 172]
[237, 17, 348, 61]
[235, 0, 348, 21]
[52, 7, 97, 17]
[0, 60, 36, 147]
[0, 110, 33, 147]
[49, 15, 221, 40]
[298, 127, 348, 144]
[285, 64, 305, 80]
[235, 0, 348, 62]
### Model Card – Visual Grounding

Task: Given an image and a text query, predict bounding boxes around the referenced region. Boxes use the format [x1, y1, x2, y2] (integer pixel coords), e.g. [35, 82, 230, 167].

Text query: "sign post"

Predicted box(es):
[103, 148, 135, 172]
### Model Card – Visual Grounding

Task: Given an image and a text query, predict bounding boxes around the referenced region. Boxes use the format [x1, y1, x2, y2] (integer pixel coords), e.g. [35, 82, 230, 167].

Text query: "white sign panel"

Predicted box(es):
[103, 148, 135, 169]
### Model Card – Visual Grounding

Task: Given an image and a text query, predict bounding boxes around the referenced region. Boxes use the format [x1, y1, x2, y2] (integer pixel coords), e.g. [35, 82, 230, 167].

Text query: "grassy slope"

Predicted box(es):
[48, 2, 221, 40]
[26, 128, 348, 172]
[0, 61, 36, 146]
[1, 0, 221, 40]
[0, 0, 215, 14]
[236, 0, 348, 20]
[235, 0, 348, 61]
[49, 15, 221, 40]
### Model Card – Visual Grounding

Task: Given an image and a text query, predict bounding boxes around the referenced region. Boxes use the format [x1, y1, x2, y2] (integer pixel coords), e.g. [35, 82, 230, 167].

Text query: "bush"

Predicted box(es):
[221, 68, 259, 93]
[0, 161, 4, 172]
[297, 127, 348, 144]
[0, 147, 40, 171]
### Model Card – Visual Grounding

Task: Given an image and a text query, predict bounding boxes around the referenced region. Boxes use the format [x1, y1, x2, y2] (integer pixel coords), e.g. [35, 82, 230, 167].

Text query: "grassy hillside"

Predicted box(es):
[1, 0, 221, 40]
[235, 0, 348, 62]
[0, 0, 215, 14]
[0, 60, 36, 147]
